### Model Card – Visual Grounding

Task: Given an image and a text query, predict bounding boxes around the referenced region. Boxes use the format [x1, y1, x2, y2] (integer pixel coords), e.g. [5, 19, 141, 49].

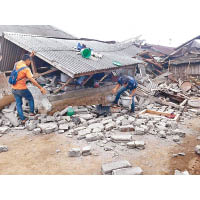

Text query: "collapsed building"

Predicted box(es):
[0, 32, 143, 112]
[164, 35, 200, 81]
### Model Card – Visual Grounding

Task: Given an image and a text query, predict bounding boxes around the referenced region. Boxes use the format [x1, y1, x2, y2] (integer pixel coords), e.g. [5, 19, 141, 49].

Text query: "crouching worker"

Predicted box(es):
[9, 52, 47, 124]
[112, 75, 138, 113]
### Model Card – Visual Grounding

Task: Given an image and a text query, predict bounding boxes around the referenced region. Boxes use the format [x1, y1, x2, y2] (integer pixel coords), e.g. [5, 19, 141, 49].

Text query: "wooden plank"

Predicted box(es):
[53, 78, 73, 94]
[82, 75, 93, 86]
[99, 74, 109, 83]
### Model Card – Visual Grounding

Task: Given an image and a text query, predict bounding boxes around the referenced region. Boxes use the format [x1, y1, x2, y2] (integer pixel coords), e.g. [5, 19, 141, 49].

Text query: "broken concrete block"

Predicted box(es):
[59, 124, 69, 131]
[37, 122, 58, 134]
[135, 127, 146, 135]
[59, 107, 69, 116]
[195, 145, 200, 155]
[79, 114, 93, 120]
[73, 127, 86, 135]
[68, 148, 81, 157]
[101, 118, 113, 125]
[0, 145, 8, 153]
[173, 129, 186, 137]
[27, 85, 52, 112]
[116, 116, 125, 122]
[111, 135, 132, 143]
[88, 123, 104, 131]
[104, 146, 113, 151]
[127, 141, 136, 149]
[105, 122, 115, 131]
[121, 119, 130, 126]
[174, 170, 189, 175]
[119, 125, 134, 132]
[26, 121, 37, 131]
[2, 110, 19, 127]
[159, 131, 167, 138]
[8, 102, 16, 111]
[33, 128, 41, 135]
[135, 141, 145, 149]
[46, 116, 55, 122]
[61, 116, 71, 122]
[101, 160, 132, 175]
[112, 167, 143, 175]
[82, 146, 91, 156]
[173, 135, 180, 142]
[86, 133, 99, 142]
[0, 126, 9, 134]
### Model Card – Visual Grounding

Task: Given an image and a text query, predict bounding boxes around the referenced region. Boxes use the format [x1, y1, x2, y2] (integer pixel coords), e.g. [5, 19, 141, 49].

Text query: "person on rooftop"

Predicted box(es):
[112, 75, 138, 113]
[12, 52, 47, 124]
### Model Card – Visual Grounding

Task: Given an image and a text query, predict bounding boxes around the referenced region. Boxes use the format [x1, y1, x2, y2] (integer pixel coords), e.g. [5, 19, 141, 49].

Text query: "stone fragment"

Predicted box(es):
[59, 124, 69, 131]
[0, 145, 8, 153]
[112, 167, 143, 175]
[195, 145, 200, 155]
[101, 160, 132, 175]
[104, 146, 113, 151]
[159, 131, 167, 138]
[173, 136, 180, 142]
[105, 122, 115, 131]
[68, 148, 81, 157]
[135, 141, 145, 149]
[77, 128, 91, 140]
[111, 135, 132, 143]
[127, 141, 136, 149]
[82, 146, 91, 156]
[58, 130, 65, 134]
[173, 129, 186, 137]
[119, 125, 134, 132]
[33, 128, 41, 135]
[37, 122, 58, 134]
[0, 126, 9, 134]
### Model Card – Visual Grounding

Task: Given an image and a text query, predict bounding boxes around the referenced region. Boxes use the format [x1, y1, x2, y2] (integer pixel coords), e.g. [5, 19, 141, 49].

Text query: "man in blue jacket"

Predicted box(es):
[112, 75, 138, 113]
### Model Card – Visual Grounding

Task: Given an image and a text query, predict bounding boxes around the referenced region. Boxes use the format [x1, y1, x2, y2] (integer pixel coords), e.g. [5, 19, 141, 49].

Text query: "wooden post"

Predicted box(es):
[31, 58, 37, 75]
[54, 78, 73, 94]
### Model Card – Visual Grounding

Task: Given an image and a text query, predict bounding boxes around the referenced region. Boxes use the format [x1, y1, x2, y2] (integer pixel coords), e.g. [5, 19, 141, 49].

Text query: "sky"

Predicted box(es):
[1, 0, 200, 47]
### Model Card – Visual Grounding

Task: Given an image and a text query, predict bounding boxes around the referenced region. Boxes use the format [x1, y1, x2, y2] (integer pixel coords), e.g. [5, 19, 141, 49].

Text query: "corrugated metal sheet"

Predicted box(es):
[0, 25, 76, 39]
[0, 32, 143, 78]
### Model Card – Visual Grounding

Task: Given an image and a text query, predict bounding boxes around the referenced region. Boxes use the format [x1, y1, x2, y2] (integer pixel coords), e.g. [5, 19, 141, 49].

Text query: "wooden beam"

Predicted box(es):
[99, 73, 109, 83]
[82, 75, 93, 86]
[53, 78, 73, 94]
[33, 68, 58, 78]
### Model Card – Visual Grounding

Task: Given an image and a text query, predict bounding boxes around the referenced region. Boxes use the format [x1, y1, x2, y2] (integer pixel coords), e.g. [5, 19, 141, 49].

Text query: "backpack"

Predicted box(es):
[8, 64, 28, 85]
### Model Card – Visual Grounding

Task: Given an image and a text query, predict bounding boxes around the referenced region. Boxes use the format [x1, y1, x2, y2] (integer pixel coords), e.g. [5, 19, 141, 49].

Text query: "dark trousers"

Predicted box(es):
[12, 89, 34, 120]
[113, 86, 135, 112]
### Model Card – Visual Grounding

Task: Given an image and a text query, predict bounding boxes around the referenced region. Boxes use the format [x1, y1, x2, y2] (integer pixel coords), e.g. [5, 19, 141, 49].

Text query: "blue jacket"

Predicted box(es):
[118, 75, 138, 90]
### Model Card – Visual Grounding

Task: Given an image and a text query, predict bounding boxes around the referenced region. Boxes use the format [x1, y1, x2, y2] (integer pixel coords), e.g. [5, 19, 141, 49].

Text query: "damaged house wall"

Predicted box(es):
[164, 36, 200, 80]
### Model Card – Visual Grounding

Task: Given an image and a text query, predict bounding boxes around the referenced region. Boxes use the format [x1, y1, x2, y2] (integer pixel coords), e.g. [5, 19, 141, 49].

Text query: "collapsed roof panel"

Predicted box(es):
[0, 25, 76, 39]
[1, 32, 143, 78]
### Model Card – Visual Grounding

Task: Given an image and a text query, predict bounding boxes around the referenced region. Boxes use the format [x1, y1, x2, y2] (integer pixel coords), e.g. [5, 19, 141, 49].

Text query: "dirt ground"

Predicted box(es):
[0, 118, 200, 175]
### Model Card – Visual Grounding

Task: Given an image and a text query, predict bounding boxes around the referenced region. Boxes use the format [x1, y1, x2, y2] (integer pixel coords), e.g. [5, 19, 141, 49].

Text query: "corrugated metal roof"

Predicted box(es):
[1, 32, 143, 77]
[0, 25, 76, 39]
